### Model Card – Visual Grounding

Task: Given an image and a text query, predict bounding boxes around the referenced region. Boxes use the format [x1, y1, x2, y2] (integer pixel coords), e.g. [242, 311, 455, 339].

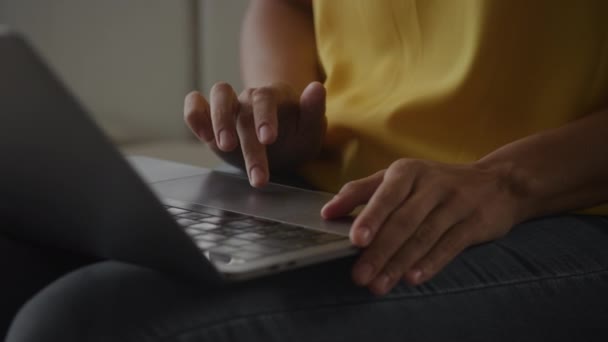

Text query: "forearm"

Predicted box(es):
[477, 108, 608, 221]
[241, 0, 321, 93]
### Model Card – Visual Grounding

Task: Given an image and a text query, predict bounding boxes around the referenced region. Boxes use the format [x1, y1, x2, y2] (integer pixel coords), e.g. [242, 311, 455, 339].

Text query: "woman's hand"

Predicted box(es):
[184, 81, 326, 187]
[321, 158, 523, 295]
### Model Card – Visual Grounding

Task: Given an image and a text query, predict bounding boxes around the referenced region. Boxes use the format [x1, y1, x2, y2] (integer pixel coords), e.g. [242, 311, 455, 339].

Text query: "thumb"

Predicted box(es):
[293, 81, 327, 161]
[299, 81, 326, 124]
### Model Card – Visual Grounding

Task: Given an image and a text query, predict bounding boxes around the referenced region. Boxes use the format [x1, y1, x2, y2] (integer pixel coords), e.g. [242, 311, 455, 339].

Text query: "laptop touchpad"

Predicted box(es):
[151, 170, 351, 236]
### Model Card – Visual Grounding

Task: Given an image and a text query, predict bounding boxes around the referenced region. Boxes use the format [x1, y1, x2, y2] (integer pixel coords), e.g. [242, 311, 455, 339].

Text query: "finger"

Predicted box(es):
[251, 86, 279, 145]
[321, 170, 385, 220]
[406, 220, 474, 285]
[299, 81, 326, 134]
[354, 188, 442, 291]
[374, 199, 471, 292]
[210, 82, 239, 151]
[236, 96, 269, 188]
[184, 91, 213, 143]
[350, 162, 417, 248]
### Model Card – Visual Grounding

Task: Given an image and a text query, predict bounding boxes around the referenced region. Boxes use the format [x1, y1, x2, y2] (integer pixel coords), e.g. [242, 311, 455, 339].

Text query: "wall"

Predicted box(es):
[200, 0, 248, 95]
[0, 0, 197, 144]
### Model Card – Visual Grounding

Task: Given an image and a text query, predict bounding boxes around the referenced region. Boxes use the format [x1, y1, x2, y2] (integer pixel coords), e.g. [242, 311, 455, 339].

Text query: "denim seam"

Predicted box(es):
[159, 266, 608, 341]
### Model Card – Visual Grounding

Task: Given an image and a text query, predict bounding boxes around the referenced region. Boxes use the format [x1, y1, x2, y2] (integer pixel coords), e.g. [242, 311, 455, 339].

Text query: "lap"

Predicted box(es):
[7, 215, 608, 342]
[0, 235, 89, 339]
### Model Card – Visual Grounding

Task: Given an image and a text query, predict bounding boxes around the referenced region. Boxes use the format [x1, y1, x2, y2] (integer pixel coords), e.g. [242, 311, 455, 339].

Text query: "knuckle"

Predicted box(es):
[366, 250, 390, 268]
[411, 227, 433, 246]
[213, 106, 235, 121]
[375, 189, 401, 207]
[470, 211, 489, 230]
[389, 209, 415, 230]
[185, 90, 201, 101]
[386, 159, 423, 180]
[394, 158, 417, 170]
[183, 107, 195, 122]
[191, 105, 209, 118]
[211, 81, 233, 94]
[421, 219, 439, 234]
[184, 108, 209, 126]
[184, 92, 203, 115]
[340, 181, 361, 194]
[239, 88, 255, 103]
[451, 187, 474, 205]
[388, 159, 410, 174]
[355, 218, 376, 232]
[252, 87, 275, 104]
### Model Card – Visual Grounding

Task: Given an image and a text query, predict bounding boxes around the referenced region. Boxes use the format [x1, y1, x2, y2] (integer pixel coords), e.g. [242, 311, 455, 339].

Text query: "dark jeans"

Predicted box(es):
[4, 215, 608, 342]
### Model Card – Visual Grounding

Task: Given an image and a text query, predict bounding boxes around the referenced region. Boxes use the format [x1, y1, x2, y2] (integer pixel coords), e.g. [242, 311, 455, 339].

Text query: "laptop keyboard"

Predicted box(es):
[165, 205, 346, 263]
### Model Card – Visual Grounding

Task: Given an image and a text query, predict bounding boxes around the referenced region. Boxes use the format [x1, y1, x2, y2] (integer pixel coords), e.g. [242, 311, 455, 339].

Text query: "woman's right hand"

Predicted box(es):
[183, 81, 326, 188]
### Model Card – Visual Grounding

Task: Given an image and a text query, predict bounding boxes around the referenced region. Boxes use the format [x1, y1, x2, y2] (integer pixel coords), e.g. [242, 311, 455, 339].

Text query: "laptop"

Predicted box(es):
[0, 28, 357, 283]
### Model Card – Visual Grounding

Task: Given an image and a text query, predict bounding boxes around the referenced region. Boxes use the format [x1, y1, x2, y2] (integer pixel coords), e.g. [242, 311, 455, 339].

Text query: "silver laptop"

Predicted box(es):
[0, 28, 357, 283]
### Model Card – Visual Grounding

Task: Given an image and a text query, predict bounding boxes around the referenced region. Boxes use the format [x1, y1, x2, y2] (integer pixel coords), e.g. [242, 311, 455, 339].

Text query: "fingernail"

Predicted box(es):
[410, 269, 423, 284]
[219, 130, 233, 149]
[354, 262, 374, 285]
[250, 166, 265, 187]
[322, 196, 337, 209]
[321, 202, 331, 215]
[358, 227, 371, 245]
[258, 124, 272, 144]
[376, 274, 391, 292]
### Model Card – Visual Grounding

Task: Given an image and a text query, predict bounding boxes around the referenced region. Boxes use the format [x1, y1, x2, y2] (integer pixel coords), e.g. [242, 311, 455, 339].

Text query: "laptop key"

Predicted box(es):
[167, 207, 188, 216]
[195, 240, 216, 250]
[211, 228, 235, 236]
[222, 238, 250, 247]
[197, 232, 227, 242]
[176, 218, 198, 227]
[185, 227, 207, 236]
[199, 216, 241, 225]
[234, 232, 265, 241]
[195, 207, 246, 219]
[224, 220, 256, 229]
[188, 222, 220, 231]
[192, 206, 226, 217]
[177, 212, 210, 220]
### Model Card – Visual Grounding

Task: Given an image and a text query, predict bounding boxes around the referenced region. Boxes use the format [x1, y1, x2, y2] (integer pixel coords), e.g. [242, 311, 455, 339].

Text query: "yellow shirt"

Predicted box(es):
[302, 0, 608, 215]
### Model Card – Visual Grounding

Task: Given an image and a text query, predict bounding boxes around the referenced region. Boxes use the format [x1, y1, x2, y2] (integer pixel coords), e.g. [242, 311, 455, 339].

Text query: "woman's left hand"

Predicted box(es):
[321, 158, 523, 295]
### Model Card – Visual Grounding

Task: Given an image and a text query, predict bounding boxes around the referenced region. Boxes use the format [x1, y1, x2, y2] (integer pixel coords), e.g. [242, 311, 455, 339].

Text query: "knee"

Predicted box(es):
[6, 261, 191, 342]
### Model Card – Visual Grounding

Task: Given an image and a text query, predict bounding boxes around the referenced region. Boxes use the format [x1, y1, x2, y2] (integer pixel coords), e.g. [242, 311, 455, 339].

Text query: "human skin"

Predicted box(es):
[184, 0, 323, 187]
[321, 109, 608, 294]
[184, 0, 608, 295]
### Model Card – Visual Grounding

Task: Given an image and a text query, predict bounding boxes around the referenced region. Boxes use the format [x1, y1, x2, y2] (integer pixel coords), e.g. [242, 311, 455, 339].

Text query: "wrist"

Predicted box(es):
[474, 158, 537, 223]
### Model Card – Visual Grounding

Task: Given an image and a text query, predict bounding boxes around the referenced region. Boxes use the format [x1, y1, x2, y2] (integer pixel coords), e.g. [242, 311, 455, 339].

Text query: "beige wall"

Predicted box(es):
[0, 0, 249, 144]
[200, 0, 248, 95]
[0, 0, 248, 167]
